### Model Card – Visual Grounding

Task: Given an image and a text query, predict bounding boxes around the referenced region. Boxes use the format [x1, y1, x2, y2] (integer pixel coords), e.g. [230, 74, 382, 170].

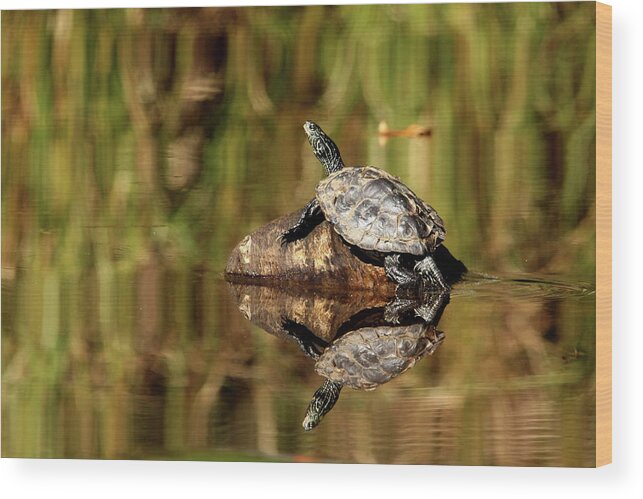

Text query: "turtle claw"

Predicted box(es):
[303, 343, 323, 358]
[279, 229, 296, 246]
[414, 305, 436, 323]
[384, 308, 401, 325]
[384, 298, 416, 324]
[279, 223, 310, 246]
[280, 316, 296, 330]
[414, 256, 449, 290]
[413, 290, 449, 324]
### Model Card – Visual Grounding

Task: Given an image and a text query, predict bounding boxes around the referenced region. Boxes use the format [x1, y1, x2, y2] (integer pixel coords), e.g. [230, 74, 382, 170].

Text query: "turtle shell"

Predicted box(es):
[316, 166, 446, 255]
[314, 324, 444, 391]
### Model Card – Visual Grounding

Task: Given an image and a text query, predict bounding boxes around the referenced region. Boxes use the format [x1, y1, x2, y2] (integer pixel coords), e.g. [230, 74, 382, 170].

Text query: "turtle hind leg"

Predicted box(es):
[384, 297, 417, 324]
[415, 254, 449, 290]
[280, 198, 324, 245]
[414, 289, 450, 323]
[384, 254, 418, 288]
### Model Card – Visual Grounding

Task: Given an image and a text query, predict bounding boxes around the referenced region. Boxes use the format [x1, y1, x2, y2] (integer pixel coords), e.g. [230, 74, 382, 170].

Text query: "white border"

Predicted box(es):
[2, 0, 642, 497]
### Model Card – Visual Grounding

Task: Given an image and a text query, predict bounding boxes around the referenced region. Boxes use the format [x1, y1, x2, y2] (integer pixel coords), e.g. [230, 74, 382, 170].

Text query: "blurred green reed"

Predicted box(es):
[2, 4, 596, 464]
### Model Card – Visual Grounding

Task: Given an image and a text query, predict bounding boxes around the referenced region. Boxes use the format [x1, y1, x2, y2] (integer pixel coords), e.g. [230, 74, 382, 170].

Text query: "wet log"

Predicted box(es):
[225, 210, 396, 293]
[225, 210, 467, 292]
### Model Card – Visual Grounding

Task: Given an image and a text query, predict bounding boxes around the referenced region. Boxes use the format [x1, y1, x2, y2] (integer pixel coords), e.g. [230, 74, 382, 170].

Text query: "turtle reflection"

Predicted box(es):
[281, 290, 449, 431]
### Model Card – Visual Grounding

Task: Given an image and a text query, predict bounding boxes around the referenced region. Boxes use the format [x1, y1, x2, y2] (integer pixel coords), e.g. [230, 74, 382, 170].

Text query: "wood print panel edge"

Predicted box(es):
[595, 0, 612, 468]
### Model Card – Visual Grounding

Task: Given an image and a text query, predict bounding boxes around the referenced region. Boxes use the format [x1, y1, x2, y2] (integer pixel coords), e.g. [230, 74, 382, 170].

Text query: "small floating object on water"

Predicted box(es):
[562, 347, 585, 363]
[378, 120, 432, 145]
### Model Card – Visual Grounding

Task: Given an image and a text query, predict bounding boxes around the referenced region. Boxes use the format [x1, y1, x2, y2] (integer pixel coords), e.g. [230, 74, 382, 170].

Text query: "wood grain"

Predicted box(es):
[596, 1, 612, 468]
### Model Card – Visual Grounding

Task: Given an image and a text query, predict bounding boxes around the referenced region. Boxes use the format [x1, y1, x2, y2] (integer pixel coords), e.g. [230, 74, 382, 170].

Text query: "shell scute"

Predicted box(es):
[379, 192, 413, 214]
[398, 215, 419, 241]
[316, 166, 445, 255]
[373, 338, 396, 357]
[363, 368, 386, 384]
[373, 213, 396, 236]
[354, 199, 379, 227]
[380, 357, 407, 373]
[354, 346, 379, 367]
[361, 177, 397, 199]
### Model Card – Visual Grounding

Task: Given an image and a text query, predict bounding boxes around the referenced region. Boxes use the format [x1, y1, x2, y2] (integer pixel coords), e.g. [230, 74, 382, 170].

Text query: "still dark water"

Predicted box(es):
[2, 270, 596, 466]
[2, 5, 597, 466]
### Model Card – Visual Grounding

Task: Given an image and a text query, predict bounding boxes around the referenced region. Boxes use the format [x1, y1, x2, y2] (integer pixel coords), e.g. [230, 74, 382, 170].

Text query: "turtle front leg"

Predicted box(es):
[415, 254, 449, 290]
[281, 317, 328, 359]
[280, 198, 324, 245]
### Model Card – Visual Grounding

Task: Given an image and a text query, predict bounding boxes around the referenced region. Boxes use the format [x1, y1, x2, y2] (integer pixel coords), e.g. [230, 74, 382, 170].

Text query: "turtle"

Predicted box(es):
[280, 121, 449, 290]
[282, 289, 449, 431]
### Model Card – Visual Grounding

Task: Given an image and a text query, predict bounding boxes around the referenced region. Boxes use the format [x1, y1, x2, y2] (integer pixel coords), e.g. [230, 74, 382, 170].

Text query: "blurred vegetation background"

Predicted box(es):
[2, 3, 596, 465]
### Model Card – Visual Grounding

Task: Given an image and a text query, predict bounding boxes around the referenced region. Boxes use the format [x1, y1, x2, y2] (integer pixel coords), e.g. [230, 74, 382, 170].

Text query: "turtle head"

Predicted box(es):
[303, 121, 344, 175]
[302, 379, 342, 431]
